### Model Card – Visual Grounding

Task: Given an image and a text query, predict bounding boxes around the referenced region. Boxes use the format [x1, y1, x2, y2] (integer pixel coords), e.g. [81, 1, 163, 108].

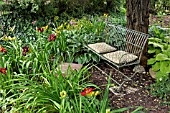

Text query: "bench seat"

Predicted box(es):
[103, 50, 138, 64]
[88, 42, 117, 54]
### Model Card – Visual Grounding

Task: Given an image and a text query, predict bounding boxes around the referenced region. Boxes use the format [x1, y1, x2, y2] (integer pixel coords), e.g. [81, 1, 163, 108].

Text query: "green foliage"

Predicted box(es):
[148, 26, 170, 82]
[150, 0, 170, 15]
[148, 26, 170, 100]
[150, 79, 170, 100]
[0, 0, 122, 18]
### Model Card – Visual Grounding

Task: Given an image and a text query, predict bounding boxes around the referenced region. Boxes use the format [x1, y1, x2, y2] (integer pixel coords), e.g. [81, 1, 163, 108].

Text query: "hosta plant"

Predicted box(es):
[147, 26, 170, 100]
[148, 26, 170, 82]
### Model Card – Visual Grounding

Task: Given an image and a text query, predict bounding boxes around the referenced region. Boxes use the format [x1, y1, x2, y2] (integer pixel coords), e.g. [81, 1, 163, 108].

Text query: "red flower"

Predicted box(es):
[80, 88, 95, 96]
[37, 27, 44, 32]
[22, 46, 29, 52]
[0, 46, 7, 53]
[0, 68, 7, 74]
[1, 47, 7, 53]
[48, 34, 56, 42]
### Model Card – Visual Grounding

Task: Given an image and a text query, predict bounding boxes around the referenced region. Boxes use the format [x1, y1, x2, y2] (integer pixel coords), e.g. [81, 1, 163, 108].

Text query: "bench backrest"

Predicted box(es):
[104, 24, 148, 62]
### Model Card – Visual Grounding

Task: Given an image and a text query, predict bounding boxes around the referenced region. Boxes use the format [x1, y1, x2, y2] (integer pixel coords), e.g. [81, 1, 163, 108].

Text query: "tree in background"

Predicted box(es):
[126, 0, 150, 67]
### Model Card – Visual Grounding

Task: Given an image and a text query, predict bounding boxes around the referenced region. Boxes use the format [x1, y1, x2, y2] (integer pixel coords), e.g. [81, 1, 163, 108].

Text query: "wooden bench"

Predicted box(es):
[87, 24, 148, 88]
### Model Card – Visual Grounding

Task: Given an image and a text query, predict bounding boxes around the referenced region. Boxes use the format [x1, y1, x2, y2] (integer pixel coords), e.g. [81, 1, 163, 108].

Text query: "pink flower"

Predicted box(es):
[70, 20, 77, 25]
[32, 20, 36, 25]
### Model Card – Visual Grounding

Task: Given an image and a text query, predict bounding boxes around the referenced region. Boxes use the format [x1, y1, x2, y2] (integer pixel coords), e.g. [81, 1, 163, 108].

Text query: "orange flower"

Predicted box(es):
[80, 88, 95, 96]
[0, 68, 7, 74]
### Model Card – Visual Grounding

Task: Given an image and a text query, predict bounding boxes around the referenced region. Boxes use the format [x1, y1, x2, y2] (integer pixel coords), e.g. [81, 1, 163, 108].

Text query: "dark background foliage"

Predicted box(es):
[0, 0, 123, 19]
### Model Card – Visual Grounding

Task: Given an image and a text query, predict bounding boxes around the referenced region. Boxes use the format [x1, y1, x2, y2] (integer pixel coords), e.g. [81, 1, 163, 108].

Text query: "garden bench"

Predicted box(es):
[87, 24, 148, 89]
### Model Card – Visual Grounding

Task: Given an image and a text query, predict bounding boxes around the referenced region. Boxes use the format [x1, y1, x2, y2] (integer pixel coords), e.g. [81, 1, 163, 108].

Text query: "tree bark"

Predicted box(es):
[126, 0, 150, 67]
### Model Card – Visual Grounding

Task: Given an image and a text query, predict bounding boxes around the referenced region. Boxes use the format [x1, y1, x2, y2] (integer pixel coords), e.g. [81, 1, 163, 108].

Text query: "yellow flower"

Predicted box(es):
[60, 90, 67, 99]
[86, 91, 95, 97]
[104, 13, 108, 18]
[106, 109, 110, 113]
[1, 35, 8, 41]
[1, 35, 16, 41]
[9, 36, 16, 41]
[42, 25, 48, 31]
[94, 91, 100, 96]
[64, 22, 67, 26]
[56, 30, 60, 34]
[57, 24, 63, 30]
[66, 24, 71, 30]
[9, 26, 15, 32]
[28, 48, 32, 53]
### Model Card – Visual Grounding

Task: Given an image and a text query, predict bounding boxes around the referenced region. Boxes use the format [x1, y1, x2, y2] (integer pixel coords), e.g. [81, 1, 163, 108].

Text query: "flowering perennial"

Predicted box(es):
[48, 34, 56, 42]
[22, 46, 29, 56]
[36, 25, 48, 32]
[0, 68, 7, 74]
[36, 27, 44, 32]
[70, 20, 77, 25]
[0, 45, 7, 53]
[80, 88, 95, 96]
[60, 90, 67, 99]
[32, 20, 36, 25]
[1, 35, 16, 41]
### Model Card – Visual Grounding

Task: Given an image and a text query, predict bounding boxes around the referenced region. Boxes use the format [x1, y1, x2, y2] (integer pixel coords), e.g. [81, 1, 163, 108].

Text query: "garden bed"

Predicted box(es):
[89, 63, 170, 113]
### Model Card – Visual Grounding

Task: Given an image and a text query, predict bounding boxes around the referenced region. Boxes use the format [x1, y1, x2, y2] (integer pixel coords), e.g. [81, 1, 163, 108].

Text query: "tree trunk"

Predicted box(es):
[126, 0, 149, 67]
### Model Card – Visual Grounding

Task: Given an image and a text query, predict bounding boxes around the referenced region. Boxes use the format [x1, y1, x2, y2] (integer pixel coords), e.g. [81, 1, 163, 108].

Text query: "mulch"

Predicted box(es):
[88, 63, 170, 113]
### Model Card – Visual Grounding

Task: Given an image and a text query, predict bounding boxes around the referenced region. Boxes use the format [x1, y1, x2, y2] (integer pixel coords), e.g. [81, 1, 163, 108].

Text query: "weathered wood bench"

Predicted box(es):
[87, 24, 148, 89]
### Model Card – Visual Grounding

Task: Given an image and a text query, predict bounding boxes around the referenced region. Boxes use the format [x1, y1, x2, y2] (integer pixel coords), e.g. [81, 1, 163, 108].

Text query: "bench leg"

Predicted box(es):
[90, 63, 138, 95]
[93, 64, 121, 86]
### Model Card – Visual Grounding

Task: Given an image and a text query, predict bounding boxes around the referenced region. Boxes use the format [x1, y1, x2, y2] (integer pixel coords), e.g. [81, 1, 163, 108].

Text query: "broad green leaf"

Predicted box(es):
[164, 36, 170, 43]
[155, 49, 161, 54]
[147, 58, 156, 65]
[156, 53, 169, 61]
[160, 61, 170, 73]
[159, 33, 164, 39]
[163, 49, 170, 57]
[148, 42, 164, 50]
[148, 49, 155, 54]
[148, 37, 161, 42]
[152, 62, 160, 71]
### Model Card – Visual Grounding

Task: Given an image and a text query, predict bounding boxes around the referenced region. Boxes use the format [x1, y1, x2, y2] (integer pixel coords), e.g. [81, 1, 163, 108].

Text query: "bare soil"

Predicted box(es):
[88, 63, 170, 113]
